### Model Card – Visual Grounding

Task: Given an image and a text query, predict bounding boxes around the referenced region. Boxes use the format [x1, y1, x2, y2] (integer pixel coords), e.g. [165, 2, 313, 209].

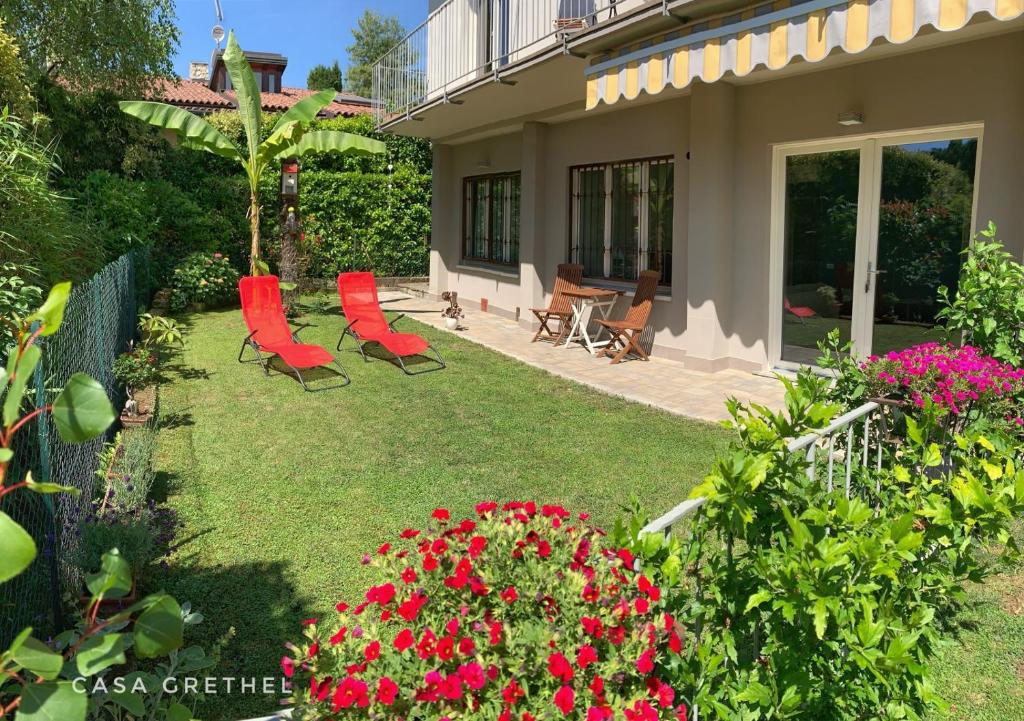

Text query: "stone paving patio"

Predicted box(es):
[385, 292, 786, 423]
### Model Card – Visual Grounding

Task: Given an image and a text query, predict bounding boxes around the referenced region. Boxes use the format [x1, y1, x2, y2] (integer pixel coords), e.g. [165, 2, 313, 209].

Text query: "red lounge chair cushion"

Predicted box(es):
[338, 272, 431, 358]
[262, 342, 335, 369]
[239, 275, 335, 368]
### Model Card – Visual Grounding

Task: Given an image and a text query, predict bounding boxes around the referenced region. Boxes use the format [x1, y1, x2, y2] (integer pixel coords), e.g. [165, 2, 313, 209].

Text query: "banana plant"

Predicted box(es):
[119, 31, 386, 276]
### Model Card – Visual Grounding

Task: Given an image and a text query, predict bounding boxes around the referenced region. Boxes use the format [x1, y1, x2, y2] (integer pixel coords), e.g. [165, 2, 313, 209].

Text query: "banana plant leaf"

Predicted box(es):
[274, 130, 386, 161]
[223, 31, 263, 165]
[117, 102, 240, 160]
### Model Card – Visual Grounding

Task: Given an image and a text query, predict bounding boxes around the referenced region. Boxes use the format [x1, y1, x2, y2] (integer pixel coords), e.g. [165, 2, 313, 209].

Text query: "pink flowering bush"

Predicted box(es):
[283, 502, 689, 721]
[862, 342, 1024, 432]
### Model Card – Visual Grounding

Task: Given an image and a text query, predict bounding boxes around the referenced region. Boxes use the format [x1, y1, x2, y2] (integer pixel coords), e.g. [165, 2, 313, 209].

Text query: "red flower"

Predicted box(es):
[458, 636, 476, 655]
[366, 583, 396, 606]
[475, 501, 498, 515]
[501, 586, 518, 603]
[437, 635, 455, 661]
[281, 656, 294, 678]
[576, 644, 598, 670]
[537, 540, 552, 558]
[638, 575, 662, 601]
[397, 592, 428, 621]
[331, 677, 369, 711]
[635, 597, 650, 615]
[377, 543, 391, 555]
[502, 679, 525, 705]
[581, 616, 604, 638]
[625, 700, 658, 721]
[335, 602, 349, 613]
[589, 676, 605, 697]
[554, 685, 575, 715]
[608, 625, 625, 645]
[446, 618, 460, 636]
[654, 681, 675, 708]
[401, 566, 418, 584]
[376, 677, 399, 705]
[588, 707, 613, 721]
[394, 628, 415, 652]
[416, 629, 437, 660]
[432, 538, 449, 554]
[617, 548, 635, 567]
[364, 640, 380, 662]
[489, 621, 503, 646]
[399, 528, 421, 539]
[441, 673, 464, 700]
[636, 649, 655, 674]
[301, 618, 318, 626]
[308, 642, 319, 658]
[676, 703, 688, 721]
[468, 535, 487, 558]
[433, 508, 451, 523]
[547, 652, 574, 682]
[329, 626, 347, 646]
[669, 630, 682, 654]
[310, 676, 332, 702]
[458, 662, 487, 690]
[422, 553, 439, 572]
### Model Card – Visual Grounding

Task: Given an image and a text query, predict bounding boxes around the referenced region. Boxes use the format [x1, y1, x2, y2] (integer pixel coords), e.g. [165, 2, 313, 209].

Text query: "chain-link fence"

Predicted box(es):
[0, 249, 152, 647]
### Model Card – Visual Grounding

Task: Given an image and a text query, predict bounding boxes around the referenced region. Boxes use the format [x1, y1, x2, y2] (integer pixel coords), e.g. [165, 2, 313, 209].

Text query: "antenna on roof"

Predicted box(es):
[212, 0, 225, 49]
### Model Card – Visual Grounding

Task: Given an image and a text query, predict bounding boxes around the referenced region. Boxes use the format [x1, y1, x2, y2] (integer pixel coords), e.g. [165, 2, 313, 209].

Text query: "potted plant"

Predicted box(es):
[113, 345, 159, 426]
[441, 290, 463, 330]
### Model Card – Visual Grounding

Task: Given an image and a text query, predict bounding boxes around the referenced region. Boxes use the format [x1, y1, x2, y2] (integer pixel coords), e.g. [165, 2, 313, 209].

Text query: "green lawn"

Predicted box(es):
[151, 300, 1024, 720]
[152, 299, 731, 719]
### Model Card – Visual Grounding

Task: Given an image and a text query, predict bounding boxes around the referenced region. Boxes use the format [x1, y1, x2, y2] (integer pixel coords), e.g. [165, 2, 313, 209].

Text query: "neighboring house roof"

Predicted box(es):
[155, 78, 371, 118]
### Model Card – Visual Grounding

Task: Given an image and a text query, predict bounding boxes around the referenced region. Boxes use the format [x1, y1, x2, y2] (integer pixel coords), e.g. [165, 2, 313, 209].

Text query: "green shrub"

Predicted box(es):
[76, 514, 156, 579]
[0, 262, 42, 352]
[937, 222, 1024, 365]
[0, 19, 33, 120]
[169, 252, 240, 311]
[113, 348, 158, 393]
[96, 429, 157, 515]
[617, 371, 1024, 720]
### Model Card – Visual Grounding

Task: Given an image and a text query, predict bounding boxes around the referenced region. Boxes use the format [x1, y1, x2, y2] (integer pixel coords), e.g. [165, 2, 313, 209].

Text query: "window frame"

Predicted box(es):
[461, 171, 522, 268]
[568, 156, 674, 288]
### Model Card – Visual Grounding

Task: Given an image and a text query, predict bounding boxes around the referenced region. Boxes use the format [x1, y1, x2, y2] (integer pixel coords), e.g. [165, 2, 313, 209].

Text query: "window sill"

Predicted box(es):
[582, 277, 672, 301]
[456, 262, 521, 279]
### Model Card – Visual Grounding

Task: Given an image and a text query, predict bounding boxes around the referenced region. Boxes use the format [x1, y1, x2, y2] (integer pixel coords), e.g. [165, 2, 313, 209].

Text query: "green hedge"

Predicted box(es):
[260, 168, 431, 279]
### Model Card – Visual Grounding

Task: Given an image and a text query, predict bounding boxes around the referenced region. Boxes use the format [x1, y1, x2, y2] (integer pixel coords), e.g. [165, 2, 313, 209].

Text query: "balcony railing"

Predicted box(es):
[372, 0, 627, 126]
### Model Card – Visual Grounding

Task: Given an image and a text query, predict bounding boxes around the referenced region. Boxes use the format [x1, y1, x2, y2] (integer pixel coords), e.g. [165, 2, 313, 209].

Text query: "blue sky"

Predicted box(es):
[172, 1, 425, 89]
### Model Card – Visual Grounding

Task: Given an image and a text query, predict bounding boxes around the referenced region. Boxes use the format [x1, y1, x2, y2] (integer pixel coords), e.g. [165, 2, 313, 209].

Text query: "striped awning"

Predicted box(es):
[585, 0, 1024, 109]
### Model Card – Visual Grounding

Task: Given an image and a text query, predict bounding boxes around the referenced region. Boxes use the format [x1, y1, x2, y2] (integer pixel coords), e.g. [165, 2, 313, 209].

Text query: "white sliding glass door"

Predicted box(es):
[770, 127, 981, 368]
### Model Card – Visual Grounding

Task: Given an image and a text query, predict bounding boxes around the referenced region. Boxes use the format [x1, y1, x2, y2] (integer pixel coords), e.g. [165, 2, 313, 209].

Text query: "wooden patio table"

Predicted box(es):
[560, 287, 623, 355]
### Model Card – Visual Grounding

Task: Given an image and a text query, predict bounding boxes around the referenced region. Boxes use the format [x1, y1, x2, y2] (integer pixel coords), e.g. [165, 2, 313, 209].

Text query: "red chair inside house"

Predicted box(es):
[336, 272, 445, 375]
[784, 296, 817, 322]
[238, 275, 350, 391]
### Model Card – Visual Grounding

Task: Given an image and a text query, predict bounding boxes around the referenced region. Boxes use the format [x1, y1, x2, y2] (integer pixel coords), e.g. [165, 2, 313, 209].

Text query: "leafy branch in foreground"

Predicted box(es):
[0, 283, 187, 721]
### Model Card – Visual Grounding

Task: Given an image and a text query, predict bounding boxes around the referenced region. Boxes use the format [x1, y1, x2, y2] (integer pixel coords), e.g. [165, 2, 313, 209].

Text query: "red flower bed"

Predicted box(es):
[283, 502, 688, 721]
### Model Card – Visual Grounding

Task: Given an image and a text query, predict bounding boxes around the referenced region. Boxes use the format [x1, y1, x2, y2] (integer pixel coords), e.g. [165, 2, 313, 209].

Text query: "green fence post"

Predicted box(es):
[31, 322, 63, 632]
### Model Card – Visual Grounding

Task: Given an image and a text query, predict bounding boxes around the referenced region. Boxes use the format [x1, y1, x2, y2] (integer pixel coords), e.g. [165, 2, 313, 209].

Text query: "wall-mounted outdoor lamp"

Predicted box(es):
[837, 111, 865, 126]
[281, 159, 299, 196]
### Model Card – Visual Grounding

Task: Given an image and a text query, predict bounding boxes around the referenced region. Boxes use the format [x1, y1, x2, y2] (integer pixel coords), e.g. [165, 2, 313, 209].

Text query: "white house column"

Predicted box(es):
[685, 82, 736, 369]
[519, 122, 547, 328]
[429, 143, 453, 298]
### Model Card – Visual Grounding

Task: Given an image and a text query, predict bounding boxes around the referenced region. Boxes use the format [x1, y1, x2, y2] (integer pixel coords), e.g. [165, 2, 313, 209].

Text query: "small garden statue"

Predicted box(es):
[441, 290, 463, 330]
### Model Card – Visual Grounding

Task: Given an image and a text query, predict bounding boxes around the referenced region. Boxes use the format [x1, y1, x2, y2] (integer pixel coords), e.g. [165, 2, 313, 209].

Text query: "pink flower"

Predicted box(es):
[458, 662, 487, 690]
[280, 656, 294, 678]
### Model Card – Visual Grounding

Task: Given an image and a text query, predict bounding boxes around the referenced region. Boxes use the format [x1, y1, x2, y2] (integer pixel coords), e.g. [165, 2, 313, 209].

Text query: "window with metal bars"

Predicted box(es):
[570, 157, 673, 286]
[462, 173, 521, 267]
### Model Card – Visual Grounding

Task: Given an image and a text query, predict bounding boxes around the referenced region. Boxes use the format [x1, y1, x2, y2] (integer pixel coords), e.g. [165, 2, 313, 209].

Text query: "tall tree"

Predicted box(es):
[345, 10, 405, 98]
[0, 0, 178, 93]
[307, 61, 343, 92]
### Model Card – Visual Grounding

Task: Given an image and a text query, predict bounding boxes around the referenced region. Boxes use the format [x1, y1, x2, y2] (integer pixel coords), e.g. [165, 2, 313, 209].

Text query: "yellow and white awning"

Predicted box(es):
[585, 0, 1024, 109]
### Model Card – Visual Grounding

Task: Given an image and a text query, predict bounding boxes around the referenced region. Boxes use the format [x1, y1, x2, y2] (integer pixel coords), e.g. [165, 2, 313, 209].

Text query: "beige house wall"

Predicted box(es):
[429, 30, 1024, 370]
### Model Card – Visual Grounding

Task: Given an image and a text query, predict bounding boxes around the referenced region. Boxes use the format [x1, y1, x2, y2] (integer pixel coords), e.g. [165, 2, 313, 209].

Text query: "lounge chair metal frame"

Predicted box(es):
[336, 314, 446, 376]
[238, 324, 351, 392]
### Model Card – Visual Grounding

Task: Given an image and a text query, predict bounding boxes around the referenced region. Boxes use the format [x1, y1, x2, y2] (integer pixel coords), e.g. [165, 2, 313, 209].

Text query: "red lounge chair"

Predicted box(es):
[336, 272, 445, 375]
[238, 275, 350, 391]
[784, 297, 817, 322]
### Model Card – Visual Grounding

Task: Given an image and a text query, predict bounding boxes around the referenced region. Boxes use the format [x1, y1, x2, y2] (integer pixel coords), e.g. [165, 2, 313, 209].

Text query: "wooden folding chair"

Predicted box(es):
[595, 270, 660, 364]
[531, 263, 583, 343]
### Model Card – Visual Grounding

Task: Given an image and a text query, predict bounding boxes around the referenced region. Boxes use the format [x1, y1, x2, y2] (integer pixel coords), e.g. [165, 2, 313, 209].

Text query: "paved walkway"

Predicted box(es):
[386, 292, 785, 423]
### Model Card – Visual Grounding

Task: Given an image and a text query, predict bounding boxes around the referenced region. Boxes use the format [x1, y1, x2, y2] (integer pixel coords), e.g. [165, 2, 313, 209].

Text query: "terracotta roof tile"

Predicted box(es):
[222, 86, 371, 117]
[153, 78, 234, 110]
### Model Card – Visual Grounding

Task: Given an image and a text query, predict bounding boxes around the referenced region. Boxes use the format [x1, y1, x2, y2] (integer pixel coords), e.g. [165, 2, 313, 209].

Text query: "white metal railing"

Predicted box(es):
[640, 402, 886, 537]
[372, 0, 630, 126]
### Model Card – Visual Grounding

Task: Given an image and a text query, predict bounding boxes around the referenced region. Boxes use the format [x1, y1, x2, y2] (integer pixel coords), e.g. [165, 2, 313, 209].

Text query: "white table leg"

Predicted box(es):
[562, 299, 586, 349]
[582, 299, 617, 354]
